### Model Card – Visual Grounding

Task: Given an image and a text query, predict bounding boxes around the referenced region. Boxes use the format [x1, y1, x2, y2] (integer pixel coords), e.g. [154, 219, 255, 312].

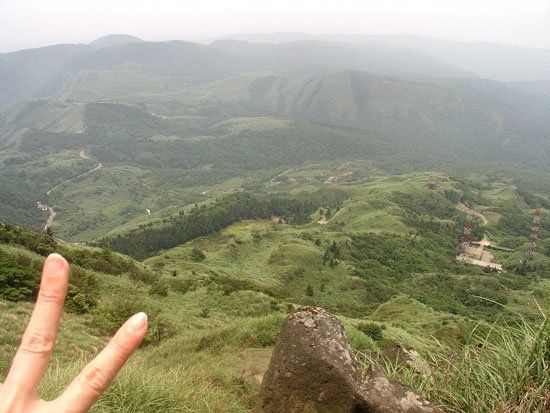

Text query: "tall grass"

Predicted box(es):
[359, 309, 549, 413]
[39, 358, 255, 413]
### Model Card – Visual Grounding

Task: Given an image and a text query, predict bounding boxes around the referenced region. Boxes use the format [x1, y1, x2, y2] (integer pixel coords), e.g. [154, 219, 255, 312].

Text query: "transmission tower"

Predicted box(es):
[525, 208, 542, 260]
[459, 203, 473, 256]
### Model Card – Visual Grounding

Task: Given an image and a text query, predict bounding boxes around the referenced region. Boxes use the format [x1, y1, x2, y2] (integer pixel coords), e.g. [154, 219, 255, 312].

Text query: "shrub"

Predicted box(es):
[190, 247, 206, 262]
[168, 277, 199, 295]
[90, 293, 174, 344]
[129, 268, 157, 284]
[0, 253, 39, 301]
[149, 281, 169, 297]
[356, 322, 384, 341]
[66, 266, 98, 313]
[65, 285, 92, 314]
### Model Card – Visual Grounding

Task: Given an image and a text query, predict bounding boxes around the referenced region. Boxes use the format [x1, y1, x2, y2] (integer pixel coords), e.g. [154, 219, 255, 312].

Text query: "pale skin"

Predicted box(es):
[0, 253, 148, 412]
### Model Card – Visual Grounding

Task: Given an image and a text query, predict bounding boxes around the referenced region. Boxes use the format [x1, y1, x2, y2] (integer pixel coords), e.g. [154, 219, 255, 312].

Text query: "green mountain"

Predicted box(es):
[88, 34, 144, 50]
[1, 172, 548, 412]
[181, 71, 550, 166]
[0, 36, 473, 110]
[0, 34, 548, 413]
[0, 44, 88, 109]
[0, 36, 549, 240]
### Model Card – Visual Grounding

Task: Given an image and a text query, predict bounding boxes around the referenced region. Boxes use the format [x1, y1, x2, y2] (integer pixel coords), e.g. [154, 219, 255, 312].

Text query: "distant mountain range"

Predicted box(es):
[1, 34, 549, 237]
[2, 33, 549, 111]
[221, 33, 550, 83]
[1, 34, 550, 169]
[0, 34, 476, 110]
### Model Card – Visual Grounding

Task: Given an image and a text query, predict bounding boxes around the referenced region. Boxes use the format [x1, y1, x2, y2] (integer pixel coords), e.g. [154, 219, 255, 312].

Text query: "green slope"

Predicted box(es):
[184, 71, 550, 166]
[1, 172, 548, 412]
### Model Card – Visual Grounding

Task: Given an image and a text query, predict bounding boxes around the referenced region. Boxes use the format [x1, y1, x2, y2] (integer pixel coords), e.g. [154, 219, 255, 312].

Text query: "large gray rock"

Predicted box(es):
[256, 307, 443, 413]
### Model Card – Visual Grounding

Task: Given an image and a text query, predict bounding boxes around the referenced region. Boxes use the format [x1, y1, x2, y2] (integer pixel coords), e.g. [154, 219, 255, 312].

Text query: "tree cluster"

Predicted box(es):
[97, 189, 348, 260]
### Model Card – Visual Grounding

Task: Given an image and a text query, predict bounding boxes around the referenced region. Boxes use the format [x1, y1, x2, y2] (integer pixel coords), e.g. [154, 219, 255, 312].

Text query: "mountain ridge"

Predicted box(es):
[1, 35, 549, 240]
[88, 34, 144, 49]
[0, 35, 479, 110]
[221, 32, 550, 82]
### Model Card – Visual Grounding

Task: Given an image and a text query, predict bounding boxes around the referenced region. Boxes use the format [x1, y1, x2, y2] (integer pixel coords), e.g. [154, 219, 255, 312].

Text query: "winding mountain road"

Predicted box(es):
[44, 207, 56, 231]
[43, 150, 103, 231]
[456, 202, 488, 225]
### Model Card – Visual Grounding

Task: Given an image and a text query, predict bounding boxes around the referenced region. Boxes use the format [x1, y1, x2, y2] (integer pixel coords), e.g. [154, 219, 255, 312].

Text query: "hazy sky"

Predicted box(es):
[1, 0, 549, 52]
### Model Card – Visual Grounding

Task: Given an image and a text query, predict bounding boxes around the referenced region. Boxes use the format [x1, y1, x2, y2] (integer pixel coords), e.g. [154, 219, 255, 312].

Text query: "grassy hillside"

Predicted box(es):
[0, 98, 389, 239]
[1, 172, 548, 412]
[135, 174, 548, 319]
[2, 38, 550, 239]
[2, 86, 549, 240]
[180, 72, 550, 166]
[1, 37, 548, 412]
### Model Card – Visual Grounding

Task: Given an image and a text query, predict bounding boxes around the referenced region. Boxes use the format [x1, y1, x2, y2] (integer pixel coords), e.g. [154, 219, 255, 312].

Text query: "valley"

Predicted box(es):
[42, 150, 103, 231]
[0, 170, 548, 412]
[0, 34, 548, 413]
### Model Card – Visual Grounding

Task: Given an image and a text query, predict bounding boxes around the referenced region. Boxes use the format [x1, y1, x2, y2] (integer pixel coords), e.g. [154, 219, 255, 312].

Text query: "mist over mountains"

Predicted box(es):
[0, 33, 549, 236]
[1, 26, 550, 413]
[2, 32, 550, 109]
[222, 32, 550, 83]
[1, 34, 549, 160]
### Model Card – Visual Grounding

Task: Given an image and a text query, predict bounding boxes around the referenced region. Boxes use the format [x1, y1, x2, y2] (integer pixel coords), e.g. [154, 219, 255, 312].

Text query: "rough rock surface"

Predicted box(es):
[256, 307, 443, 413]
[383, 342, 432, 379]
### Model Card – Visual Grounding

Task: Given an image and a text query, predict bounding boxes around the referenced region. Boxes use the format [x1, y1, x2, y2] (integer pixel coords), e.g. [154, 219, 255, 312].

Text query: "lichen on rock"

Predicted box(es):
[256, 307, 443, 413]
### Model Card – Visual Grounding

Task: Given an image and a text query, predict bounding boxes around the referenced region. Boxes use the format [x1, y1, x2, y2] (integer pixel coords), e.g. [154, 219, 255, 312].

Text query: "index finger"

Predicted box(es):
[2, 253, 69, 395]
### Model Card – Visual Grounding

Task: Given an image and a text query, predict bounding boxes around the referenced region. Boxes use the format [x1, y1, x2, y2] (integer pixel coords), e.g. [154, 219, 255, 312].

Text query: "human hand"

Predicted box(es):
[0, 253, 148, 412]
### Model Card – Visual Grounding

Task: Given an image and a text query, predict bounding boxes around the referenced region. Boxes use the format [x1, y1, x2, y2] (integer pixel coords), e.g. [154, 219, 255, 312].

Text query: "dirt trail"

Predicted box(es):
[455, 203, 502, 271]
[46, 162, 103, 196]
[265, 169, 293, 186]
[477, 234, 491, 247]
[457, 202, 488, 225]
[456, 255, 503, 271]
[264, 163, 322, 187]
[42, 150, 103, 231]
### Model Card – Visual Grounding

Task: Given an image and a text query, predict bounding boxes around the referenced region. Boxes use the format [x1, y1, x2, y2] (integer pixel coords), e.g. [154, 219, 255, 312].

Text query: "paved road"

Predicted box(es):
[44, 206, 56, 231]
[43, 150, 103, 230]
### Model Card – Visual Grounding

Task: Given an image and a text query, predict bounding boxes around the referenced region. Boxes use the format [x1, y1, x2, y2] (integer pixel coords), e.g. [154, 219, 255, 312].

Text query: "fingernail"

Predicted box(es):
[126, 312, 148, 333]
[45, 253, 68, 275]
